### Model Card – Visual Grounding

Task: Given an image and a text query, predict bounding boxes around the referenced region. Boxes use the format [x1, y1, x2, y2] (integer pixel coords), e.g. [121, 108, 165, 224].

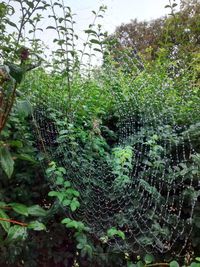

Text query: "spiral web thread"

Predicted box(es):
[30, 54, 199, 257]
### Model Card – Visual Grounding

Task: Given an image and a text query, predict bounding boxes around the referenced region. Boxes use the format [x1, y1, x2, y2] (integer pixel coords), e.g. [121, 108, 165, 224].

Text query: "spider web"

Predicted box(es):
[30, 57, 199, 257]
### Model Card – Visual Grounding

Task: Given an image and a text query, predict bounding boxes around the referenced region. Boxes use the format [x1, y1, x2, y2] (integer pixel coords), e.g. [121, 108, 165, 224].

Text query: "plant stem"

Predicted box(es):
[0, 217, 28, 227]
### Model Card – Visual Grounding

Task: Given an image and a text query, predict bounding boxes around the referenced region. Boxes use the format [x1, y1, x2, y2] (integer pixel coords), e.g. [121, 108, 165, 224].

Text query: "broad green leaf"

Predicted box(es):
[127, 262, 137, 267]
[190, 263, 200, 267]
[55, 176, 64, 185]
[8, 140, 23, 148]
[70, 199, 80, 211]
[0, 209, 10, 232]
[144, 254, 154, 264]
[66, 221, 78, 229]
[28, 221, 46, 231]
[61, 218, 71, 224]
[84, 29, 96, 34]
[17, 153, 36, 163]
[90, 39, 100, 44]
[10, 203, 28, 216]
[16, 100, 32, 117]
[63, 199, 71, 206]
[77, 243, 84, 249]
[6, 225, 27, 242]
[28, 205, 47, 217]
[0, 146, 14, 178]
[107, 227, 125, 240]
[136, 261, 145, 267]
[170, 261, 179, 267]
[64, 181, 71, 188]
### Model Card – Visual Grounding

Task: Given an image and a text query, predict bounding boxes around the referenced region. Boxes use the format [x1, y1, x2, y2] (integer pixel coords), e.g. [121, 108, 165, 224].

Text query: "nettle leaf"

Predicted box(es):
[10, 203, 28, 216]
[28, 221, 46, 231]
[28, 205, 47, 217]
[6, 225, 27, 242]
[0, 146, 14, 178]
[0, 209, 10, 232]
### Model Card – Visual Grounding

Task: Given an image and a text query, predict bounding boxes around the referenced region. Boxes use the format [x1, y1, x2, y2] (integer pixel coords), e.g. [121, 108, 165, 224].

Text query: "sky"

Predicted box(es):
[63, 0, 180, 34]
[6, 0, 180, 64]
[38, 0, 180, 63]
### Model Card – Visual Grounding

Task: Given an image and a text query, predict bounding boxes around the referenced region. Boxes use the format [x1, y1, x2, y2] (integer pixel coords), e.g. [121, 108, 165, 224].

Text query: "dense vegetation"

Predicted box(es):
[0, 0, 200, 266]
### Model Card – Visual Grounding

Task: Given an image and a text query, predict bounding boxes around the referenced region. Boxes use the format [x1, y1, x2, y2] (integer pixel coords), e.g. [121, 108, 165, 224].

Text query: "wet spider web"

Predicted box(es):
[30, 56, 199, 257]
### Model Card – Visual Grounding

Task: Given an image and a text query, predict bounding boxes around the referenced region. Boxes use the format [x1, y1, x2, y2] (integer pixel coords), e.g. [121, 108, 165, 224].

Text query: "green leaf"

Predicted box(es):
[190, 263, 200, 267]
[0, 209, 10, 232]
[17, 153, 36, 163]
[66, 220, 78, 229]
[6, 20, 18, 28]
[61, 218, 71, 224]
[62, 199, 71, 206]
[48, 191, 58, 197]
[195, 258, 200, 262]
[93, 48, 102, 53]
[46, 26, 56, 30]
[28, 221, 46, 231]
[56, 176, 64, 185]
[64, 181, 71, 188]
[70, 199, 80, 211]
[144, 254, 154, 264]
[107, 227, 125, 240]
[127, 262, 136, 267]
[84, 29, 97, 34]
[10, 203, 28, 216]
[136, 261, 145, 267]
[16, 100, 32, 117]
[26, 1, 34, 8]
[0, 146, 14, 178]
[6, 225, 27, 242]
[77, 243, 84, 249]
[170, 261, 179, 267]
[90, 39, 100, 44]
[8, 140, 23, 148]
[28, 205, 47, 217]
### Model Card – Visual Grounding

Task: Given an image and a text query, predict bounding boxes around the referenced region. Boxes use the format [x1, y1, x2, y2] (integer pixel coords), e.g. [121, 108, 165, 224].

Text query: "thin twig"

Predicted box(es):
[0, 217, 28, 227]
